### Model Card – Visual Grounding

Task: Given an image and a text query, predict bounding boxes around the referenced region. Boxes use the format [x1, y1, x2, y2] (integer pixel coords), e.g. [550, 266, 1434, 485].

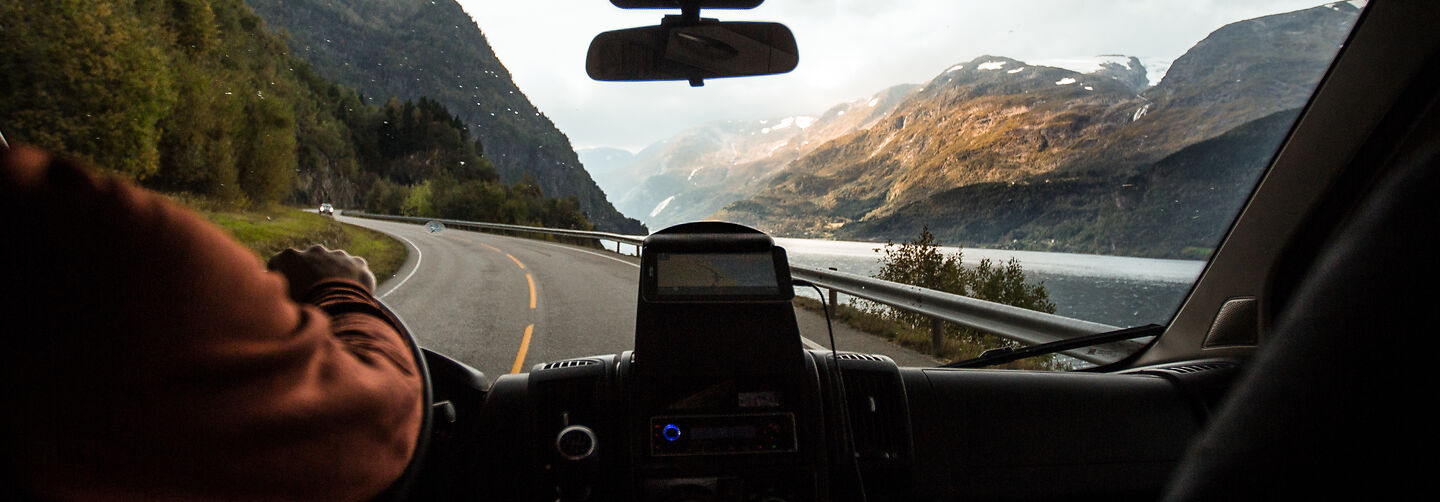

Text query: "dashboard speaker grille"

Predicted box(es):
[1203, 297, 1258, 348]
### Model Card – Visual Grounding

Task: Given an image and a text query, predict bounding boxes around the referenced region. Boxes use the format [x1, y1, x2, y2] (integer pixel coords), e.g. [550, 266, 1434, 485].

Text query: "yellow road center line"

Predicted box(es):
[526, 273, 536, 309]
[480, 243, 502, 253]
[507, 253, 526, 269]
[510, 324, 534, 374]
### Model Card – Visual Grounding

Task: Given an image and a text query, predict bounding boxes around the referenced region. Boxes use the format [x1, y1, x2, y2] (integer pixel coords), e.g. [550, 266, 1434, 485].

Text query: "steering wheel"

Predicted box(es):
[368, 300, 434, 502]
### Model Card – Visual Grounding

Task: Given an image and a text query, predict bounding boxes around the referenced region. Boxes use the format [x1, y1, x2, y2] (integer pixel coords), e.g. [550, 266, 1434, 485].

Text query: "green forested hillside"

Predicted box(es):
[2, 0, 290, 200]
[0, 0, 591, 229]
[244, 0, 647, 234]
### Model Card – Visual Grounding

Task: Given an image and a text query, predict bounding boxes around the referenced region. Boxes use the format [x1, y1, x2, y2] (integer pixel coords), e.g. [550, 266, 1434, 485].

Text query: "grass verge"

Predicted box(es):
[170, 196, 406, 282]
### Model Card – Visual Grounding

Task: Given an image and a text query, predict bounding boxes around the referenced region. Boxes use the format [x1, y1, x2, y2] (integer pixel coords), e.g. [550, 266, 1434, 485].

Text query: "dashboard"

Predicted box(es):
[406, 223, 1241, 501]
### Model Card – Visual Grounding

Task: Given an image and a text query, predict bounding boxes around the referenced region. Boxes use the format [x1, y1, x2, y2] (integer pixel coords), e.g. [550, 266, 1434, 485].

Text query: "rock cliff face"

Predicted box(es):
[706, 3, 1357, 257]
[293, 167, 362, 208]
[246, 0, 646, 233]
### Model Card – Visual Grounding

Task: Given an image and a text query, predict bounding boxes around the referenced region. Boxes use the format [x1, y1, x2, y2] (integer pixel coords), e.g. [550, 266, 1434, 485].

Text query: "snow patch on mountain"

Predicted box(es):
[778, 116, 815, 129]
[1055, 77, 1077, 86]
[1133, 104, 1151, 121]
[1032, 55, 1169, 87]
[1033, 55, 1132, 74]
[762, 116, 816, 134]
[977, 60, 1007, 70]
[650, 195, 676, 217]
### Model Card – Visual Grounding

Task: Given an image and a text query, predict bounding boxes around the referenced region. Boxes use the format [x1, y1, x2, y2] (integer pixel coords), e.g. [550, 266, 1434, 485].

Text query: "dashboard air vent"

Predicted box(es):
[842, 369, 910, 462]
[541, 358, 600, 371]
[1154, 361, 1237, 374]
[836, 353, 884, 362]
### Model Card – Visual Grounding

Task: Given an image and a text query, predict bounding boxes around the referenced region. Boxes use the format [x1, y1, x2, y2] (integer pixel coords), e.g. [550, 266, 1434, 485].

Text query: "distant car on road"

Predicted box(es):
[319, 203, 334, 216]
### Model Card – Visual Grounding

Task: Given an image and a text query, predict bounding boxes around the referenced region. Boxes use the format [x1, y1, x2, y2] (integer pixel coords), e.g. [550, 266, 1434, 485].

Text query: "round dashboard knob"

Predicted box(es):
[556, 425, 598, 461]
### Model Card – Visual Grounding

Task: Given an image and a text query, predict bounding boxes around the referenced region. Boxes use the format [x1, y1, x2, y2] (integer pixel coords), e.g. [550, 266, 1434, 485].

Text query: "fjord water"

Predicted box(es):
[604, 237, 1203, 328]
[778, 238, 1203, 328]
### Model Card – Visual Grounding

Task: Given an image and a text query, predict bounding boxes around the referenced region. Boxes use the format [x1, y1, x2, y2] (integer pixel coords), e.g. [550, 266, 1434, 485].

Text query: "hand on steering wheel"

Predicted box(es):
[267, 244, 378, 302]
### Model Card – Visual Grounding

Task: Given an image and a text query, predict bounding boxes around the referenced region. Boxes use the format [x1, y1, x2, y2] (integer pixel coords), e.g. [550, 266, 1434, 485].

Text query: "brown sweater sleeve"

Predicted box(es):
[0, 147, 422, 501]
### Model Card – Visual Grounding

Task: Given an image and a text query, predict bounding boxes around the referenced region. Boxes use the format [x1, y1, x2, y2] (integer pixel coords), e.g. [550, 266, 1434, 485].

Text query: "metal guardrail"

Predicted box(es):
[787, 267, 1134, 364]
[345, 211, 1135, 365]
[347, 211, 646, 246]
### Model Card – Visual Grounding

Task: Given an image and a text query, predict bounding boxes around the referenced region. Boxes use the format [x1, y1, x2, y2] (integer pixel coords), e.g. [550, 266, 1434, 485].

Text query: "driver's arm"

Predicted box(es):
[0, 147, 423, 501]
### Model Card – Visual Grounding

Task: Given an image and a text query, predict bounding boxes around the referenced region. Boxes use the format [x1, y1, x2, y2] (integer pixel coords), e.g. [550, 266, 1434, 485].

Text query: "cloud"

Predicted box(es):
[458, 0, 1339, 151]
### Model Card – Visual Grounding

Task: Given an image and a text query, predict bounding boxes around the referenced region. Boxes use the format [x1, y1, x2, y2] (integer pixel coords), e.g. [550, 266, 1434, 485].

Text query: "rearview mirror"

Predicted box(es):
[586, 20, 798, 86]
[610, 0, 764, 8]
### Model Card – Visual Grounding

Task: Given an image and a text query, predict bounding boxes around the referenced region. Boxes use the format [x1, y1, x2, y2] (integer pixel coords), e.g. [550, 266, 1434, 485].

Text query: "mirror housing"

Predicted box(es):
[611, 0, 763, 8]
[586, 19, 797, 86]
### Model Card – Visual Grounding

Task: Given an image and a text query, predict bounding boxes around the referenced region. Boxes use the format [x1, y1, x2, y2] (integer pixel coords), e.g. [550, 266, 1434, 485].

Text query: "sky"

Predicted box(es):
[455, 0, 1350, 152]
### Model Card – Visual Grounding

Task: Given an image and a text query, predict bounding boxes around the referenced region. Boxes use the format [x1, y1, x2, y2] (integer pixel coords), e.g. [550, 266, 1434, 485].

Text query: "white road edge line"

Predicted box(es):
[379, 232, 423, 299]
[529, 240, 830, 351]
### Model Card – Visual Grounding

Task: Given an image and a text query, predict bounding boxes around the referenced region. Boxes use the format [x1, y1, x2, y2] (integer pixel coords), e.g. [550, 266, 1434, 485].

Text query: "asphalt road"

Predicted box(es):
[338, 214, 937, 379]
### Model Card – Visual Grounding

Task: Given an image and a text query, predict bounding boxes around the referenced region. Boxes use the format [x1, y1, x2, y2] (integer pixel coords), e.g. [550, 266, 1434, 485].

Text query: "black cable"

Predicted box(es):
[793, 279, 840, 354]
[942, 323, 1164, 369]
[792, 279, 869, 502]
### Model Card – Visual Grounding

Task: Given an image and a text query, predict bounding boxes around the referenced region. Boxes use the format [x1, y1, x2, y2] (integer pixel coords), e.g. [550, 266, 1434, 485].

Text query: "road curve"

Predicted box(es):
[338, 214, 938, 378]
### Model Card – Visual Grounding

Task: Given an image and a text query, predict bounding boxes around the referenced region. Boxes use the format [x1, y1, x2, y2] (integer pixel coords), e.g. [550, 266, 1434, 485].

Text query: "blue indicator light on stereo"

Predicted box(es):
[663, 424, 681, 441]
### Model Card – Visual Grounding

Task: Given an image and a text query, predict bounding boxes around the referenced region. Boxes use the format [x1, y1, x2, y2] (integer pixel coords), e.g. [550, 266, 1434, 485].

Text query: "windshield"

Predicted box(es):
[0, 0, 1362, 374]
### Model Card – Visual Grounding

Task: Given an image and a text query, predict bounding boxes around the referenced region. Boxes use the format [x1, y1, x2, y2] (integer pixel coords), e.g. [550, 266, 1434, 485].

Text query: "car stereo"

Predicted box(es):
[650, 413, 798, 456]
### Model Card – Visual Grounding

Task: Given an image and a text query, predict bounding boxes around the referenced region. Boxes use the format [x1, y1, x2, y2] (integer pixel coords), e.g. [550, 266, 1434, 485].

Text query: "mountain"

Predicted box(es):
[576, 147, 636, 195]
[712, 55, 1148, 234]
[245, 0, 646, 233]
[712, 3, 1358, 257]
[1062, 1, 1360, 174]
[1090, 56, 1150, 93]
[844, 108, 1302, 258]
[599, 83, 916, 230]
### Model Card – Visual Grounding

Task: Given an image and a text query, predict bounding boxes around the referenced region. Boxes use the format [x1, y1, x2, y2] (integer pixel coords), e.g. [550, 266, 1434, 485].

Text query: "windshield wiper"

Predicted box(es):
[943, 324, 1165, 369]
